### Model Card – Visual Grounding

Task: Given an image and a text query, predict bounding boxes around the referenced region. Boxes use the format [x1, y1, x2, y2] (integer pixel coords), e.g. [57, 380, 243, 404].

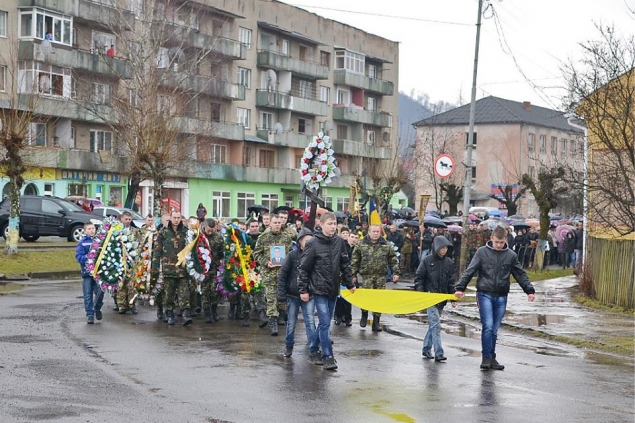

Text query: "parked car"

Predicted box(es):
[0, 195, 103, 242]
[91, 206, 145, 228]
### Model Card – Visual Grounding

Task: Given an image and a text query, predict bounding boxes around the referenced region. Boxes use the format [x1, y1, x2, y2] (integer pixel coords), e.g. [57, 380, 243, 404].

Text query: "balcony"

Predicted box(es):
[163, 24, 245, 59]
[159, 71, 245, 100]
[255, 130, 313, 149]
[18, 0, 136, 29]
[23, 96, 116, 123]
[256, 90, 327, 116]
[19, 41, 132, 79]
[331, 139, 393, 160]
[332, 106, 393, 127]
[173, 117, 244, 140]
[257, 50, 329, 80]
[333, 69, 394, 96]
[22, 147, 127, 174]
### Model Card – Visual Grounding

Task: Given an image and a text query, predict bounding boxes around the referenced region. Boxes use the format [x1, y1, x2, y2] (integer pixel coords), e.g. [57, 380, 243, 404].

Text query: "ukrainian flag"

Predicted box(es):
[369, 198, 382, 226]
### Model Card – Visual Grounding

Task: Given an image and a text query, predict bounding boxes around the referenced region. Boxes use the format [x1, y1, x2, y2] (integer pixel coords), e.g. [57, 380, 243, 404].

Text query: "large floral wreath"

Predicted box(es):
[86, 216, 139, 291]
[184, 227, 212, 282]
[220, 225, 262, 298]
[299, 131, 337, 191]
[132, 228, 155, 296]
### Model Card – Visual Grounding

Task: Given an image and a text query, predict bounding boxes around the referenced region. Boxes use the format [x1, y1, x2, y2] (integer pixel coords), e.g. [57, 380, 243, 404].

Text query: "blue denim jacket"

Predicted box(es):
[75, 235, 93, 278]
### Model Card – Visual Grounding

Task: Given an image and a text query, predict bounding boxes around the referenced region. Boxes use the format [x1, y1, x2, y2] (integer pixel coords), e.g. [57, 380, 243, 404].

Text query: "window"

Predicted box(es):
[91, 31, 115, 54]
[539, 135, 546, 153]
[259, 149, 275, 168]
[210, 144, 226, 164]
[237, 193, 255, 219]
[28, 122, 46, 146]
[366, 130, 375, 144]
[237, 108, 250, 128]
[299, 45, 307, 61]
[157, 94, 176, 114]
[319, 86, 330, 104]
[239, 27, 252, 49]
[243, 146, 255, 166]
[128, 0, 143, 19]
[320, 51, 330, 67]
[561, 139, 567, 158]
[259, 112, 273, 130]
[465, 132, 477, 147]
[237, 67, 251, 88]
[70, 126, 76, 149]
[285, 195, 294, 208]
[570, 139, 576, 156]
[336, 90, 349, 105]
[211, 191, 230, 218]
[0, 65, 5, 92]
[157, 47, 169, 69]
[335, 49, 365, 74]
[529, 166, 535, 179]
[0, 11, 7, 37]
[337, 124, 348, 139]
[368, 64, 377, 79]
[19, 8, 73, 46]
[18, 62, 71, 98]
[298, 80, 312, 99]
[324, 196, 333, 210]
[90, 130, 112, 152]
[210, 102, 221, 122]
[367, 97, 377, 112]
[261, 193, 279, 211]
[471, 166, 477, 181]
[92, 82, 110, 104]
[337, 197, 347, 212]
[281, 39, 289, 56]
[551, 136, 558, 155]
[527, 133, 535, 152]
[298, 118, 312, 134]
[68, 184, 88, 197]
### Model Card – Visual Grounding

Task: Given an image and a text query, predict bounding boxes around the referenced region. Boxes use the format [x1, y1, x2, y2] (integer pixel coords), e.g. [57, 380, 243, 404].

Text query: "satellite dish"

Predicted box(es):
[382, 131, 390, 142]
[323, 120, 333, 131]
[273, 122, 284, 134]
[347, 103, 356, 113]
[267, 69, 277, 88]
[39, 40, 53, 61]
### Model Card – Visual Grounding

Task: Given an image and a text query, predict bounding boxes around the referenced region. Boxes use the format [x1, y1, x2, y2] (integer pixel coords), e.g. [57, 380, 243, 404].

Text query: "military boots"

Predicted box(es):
[360, 311, 368, 328]
[167, 310, 176, 325]
[211, 304, 220, 322]
[182, 309, 193, 326]
[371, 315, 382, 332]
[204, 307, 213, 323]
[269, 317, 278, 336]
[156, 306, 165, 321]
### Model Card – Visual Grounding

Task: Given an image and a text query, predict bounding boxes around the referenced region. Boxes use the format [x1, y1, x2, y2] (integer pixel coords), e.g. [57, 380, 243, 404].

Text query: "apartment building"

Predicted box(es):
[0, 0, 399, 218]
[413, 96, 584, 217]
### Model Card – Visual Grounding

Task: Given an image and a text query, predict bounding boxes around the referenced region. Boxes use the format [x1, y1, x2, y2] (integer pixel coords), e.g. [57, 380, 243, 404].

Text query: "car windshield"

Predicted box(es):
[128, 210, 144, 220]
[59, 199, 85, 212]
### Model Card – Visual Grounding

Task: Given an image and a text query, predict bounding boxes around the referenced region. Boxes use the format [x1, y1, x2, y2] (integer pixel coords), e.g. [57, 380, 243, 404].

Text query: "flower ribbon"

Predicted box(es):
[177, 230, 199, 268]
[230, 227, 252, 293]
[144, 231, 154, 286]
[92, 224, 115, 278]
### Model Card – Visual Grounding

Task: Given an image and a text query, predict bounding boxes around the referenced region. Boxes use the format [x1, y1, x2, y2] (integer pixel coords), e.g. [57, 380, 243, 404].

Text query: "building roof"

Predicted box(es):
[257, 22, 327, 46]
[413, 96, 585, 134]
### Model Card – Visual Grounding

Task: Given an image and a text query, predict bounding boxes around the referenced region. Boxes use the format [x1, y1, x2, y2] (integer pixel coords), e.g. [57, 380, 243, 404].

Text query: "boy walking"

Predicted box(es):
[76, 222, 104, 324]
[298, 212, 356, 370]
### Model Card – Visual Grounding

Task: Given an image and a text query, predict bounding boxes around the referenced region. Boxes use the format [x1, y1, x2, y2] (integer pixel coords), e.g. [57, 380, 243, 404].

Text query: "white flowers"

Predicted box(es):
[299, 132, 338, 191]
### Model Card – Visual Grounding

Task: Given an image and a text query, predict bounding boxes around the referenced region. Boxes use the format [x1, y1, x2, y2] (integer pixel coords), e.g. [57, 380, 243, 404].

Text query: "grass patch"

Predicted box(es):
[526, 268, 574, 282]
[0, 250, 79, 274]
[574, 295, 635, 314]
[0, 240, 74, 248]
[0, 283, 25, 294]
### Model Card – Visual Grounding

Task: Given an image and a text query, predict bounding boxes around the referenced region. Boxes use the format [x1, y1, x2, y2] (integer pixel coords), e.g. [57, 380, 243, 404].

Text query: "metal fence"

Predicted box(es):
[587, 236, 635, 309]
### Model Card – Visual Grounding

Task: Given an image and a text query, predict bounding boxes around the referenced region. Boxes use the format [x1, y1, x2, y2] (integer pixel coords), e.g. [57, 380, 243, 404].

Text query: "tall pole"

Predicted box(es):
[459, 0, 484, 272]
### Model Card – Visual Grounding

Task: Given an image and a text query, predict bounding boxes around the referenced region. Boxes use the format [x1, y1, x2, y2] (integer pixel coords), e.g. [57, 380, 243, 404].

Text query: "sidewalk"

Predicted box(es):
[382, 275, 634, 358]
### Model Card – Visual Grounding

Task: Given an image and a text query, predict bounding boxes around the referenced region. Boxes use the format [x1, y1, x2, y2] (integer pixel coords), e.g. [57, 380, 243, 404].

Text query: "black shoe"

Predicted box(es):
[283, 346, 293, 357]
[323, 356, 338, 370]
[422, 351, 434, 359]
[258, 311, 268, 328]
[204, 309, 213, 323]
[87, 316, 94, 324]
[228, 304, 236, 320]
[435, 356, 447, 362]
[130, 307, 138, 315]
[167, 311, 175, 325]
[277, 311, 286, 326]
[196, 306, 201, 314]
[95, 310, 102, 321]
[182, 309, 193, 326]
[360, 311, 368, 328]
[371, 316, 382, 332]
[156, 307, 165, 321]
[308, 352, 324, 365]
[211, 305, 220, 322]
[118, 308, 127, 314]
[480, 357, 491, 370]
[334, 316, 342, 326]
[112, 305, 119, 311]
[269, 317, 278, 336]
[490, 358, 505, 370]
[243, 314, 251, 327]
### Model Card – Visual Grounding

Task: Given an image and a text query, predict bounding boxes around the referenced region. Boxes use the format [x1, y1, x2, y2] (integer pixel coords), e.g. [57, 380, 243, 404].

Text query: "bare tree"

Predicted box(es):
[562, 25, 635, 235]
[489, 183, 527, 216]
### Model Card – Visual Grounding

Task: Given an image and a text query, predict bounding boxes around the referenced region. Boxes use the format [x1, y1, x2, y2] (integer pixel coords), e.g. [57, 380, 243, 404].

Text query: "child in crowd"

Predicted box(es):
[75, 222, 104, 324]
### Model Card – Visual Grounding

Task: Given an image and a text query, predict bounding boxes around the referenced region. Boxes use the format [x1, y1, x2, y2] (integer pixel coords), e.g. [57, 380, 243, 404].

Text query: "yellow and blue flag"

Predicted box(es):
[369, 198, 382, 226]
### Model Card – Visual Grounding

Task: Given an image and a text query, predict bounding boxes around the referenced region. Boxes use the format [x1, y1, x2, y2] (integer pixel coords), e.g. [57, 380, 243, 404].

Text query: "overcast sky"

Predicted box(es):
[280, 0, 634, 109]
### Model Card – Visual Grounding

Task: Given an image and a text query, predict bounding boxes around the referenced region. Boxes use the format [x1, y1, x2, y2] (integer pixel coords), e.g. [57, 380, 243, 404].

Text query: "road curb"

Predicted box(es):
[0, 271, 79, 281]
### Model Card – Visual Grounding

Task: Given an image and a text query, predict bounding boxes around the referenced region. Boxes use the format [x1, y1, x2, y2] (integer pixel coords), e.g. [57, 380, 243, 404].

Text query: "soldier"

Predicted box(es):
[260, 212, 271, 232]
[351, 224, 400, 332]
[154, 213, 170, 320]
[201, 219, 225, 323]
[117, 211, 140, 314]
[151, 210, 192, 326]
[241, 220, 267, 328]
[277, 209, 297, 238]
[253, 214, 294, 335]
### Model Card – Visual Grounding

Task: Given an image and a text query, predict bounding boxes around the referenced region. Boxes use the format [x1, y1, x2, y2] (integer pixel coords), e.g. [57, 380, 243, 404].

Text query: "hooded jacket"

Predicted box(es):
[297, 227, 354, 298]
[76, 234, 94, 278]
[455, 240, 535, 296]
[414, 235, 456, 299]
[277, 228, 313, 300]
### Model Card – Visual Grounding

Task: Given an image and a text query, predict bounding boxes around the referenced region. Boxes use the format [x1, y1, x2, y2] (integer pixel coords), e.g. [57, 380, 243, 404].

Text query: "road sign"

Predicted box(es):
[434, 154, 455, 178]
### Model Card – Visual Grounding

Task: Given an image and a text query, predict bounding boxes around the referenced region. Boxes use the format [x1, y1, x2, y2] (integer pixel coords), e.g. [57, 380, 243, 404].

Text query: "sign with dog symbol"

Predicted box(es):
[434, 154, 455, 178]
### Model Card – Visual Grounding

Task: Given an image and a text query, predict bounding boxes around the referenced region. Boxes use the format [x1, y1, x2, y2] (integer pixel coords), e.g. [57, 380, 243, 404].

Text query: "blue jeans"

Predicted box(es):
[285, 296, 316, 348]
[82, 276, 104, 319]
[310, 295, 336, 358]
[573, 250, 581, 268]
[422, 304, 444, 357]
[477, 292, 507, 358]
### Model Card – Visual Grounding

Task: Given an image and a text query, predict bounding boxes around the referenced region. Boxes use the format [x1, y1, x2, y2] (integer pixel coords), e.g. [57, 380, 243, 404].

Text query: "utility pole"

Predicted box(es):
[459, 0, 484, 272]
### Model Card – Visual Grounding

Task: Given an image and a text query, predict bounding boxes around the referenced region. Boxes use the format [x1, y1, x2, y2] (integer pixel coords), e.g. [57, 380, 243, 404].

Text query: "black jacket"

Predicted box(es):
[297, 227, 353, 298]
[278, 228, 312, 300]
[574, 228, 583, 249]
[386, 230, 404, 250]
[455, 240, 535, 296]
[414, 236, 456, 305]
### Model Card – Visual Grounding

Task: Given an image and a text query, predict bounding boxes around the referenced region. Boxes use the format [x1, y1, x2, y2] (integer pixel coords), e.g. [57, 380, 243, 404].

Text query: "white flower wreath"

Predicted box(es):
[299, 131, 337, 191]
[185, 229, 212, 282]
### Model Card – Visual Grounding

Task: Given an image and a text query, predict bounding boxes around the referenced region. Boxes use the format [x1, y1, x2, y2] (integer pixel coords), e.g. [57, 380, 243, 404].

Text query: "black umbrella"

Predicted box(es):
[512, 223, 531, 230]
[247, 205, 269, 215]
[424, 215, 447, 228]
[442, 216, 463, 224]
[401, 220, 420, 228]
[399, 207, 415, 215]
[334, 211, 347, 219]
[508, 214, 525, 221]
[273, 205, 291, 214]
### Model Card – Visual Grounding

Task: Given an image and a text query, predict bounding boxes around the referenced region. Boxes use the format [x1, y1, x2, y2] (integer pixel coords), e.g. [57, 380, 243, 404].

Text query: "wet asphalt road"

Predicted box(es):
[0, 280, 633, 423]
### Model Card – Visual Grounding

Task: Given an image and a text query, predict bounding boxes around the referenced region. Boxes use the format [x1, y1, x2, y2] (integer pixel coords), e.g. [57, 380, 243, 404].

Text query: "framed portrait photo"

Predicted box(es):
[270, 245, 286, 266]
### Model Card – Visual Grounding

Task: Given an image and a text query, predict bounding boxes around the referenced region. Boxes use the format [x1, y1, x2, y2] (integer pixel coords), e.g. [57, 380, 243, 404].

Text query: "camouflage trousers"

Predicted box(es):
[202, 280, 221, 309]
[116, 278, 136, 309]
[360, 274, 387, 318]
[164, 277, 190, 312]
[241, 289, 266, 315]
[263, 280, 280, 318]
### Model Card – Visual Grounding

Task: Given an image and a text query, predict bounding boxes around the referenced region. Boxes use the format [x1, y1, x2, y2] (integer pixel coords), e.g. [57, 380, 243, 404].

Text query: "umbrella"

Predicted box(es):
[512, 223, 531, 230]
[247, 205, 269, 215]
[446, 224, 463, 233]
[468, 213, 479, 221]
[401, 220, 420, 228]
[488, 209, 503, 217]
[550, 215, 563, 221]
[423, 215, 447, 229]
[508, 214, 525, 220]
[334, 211, 347, 219]
[273, 205, 291, 214]
[66, 196, 104, 207]
[442, 216, 463, 224]
[399, 207, 415, 215]
[481, 219, 507, 230]
[525, 219, 540, 228]
[555, 225, 575, 243]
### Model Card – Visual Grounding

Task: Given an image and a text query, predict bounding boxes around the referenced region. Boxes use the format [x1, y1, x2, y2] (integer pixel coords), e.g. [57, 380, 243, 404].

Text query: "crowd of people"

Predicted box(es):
[76, 207, 536, 372]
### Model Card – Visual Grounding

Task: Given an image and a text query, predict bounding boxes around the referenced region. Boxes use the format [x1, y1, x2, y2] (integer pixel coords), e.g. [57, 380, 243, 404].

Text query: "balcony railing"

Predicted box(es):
[256, 50, 329, 80]
[18, 41, 132, 79]
[163, 24, 245, 59]
[332, 106, 393, 127]
[256, 90, 327, 116]
[159, 71, 245, 100]
[18, 0, 137, 29]
[333, 69, 394, 96]
[255, 130, 314, 148]
[331, 138, 393, 160]
[172, 117, 244, 140]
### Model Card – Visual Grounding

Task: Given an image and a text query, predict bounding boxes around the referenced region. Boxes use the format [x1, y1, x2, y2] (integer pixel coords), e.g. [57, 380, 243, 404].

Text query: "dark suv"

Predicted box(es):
[0, 195, 103, 242]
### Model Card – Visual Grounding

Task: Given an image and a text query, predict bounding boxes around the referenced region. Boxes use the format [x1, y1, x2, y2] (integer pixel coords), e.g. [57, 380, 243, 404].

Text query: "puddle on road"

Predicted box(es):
[0, 283, 25, 294]
[362, 400, 416, 423]
[505, 313, 567, 327]
[399, 314, 481, 341]
[584, 351, 634, 367]
[339, 349, 384, 358]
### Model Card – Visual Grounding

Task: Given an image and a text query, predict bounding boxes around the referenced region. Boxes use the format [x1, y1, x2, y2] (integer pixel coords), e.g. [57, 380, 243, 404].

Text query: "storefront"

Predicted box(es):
[58, 169, 127, 206]
[137, 180, 189, 217]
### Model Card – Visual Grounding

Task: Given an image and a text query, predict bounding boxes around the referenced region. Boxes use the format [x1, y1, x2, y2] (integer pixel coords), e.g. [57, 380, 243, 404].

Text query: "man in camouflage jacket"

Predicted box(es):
[116, 211, 141, 314]
[350, 224, 400, 332]
[151, 211, 192, 326]
[201, 218, 225, 323]
[253, 214, 294, 335]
